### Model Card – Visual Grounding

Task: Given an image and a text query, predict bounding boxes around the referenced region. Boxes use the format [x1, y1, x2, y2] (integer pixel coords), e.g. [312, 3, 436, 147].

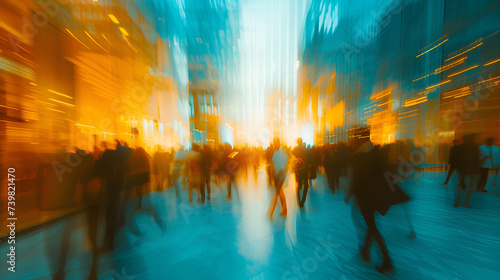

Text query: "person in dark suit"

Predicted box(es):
[98, 140, 130, 252]
[454, 134, 480, 208]
[216, 144, 239, 200]
[188, 144, 203, 203]
[324, 145, 336, 193]
[344, 138, 394, 274]
[201, 145, 213, 202]
[444, 139, 461, 185]
[292, 138, 312, 208]
[478, 137, 498, 192]
[153, 145, 169, 191]
[309, 145, 318, 189]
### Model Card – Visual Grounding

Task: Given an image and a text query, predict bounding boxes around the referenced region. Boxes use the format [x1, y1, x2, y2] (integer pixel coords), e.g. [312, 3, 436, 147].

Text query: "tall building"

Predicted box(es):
[301, 0, 500, 163]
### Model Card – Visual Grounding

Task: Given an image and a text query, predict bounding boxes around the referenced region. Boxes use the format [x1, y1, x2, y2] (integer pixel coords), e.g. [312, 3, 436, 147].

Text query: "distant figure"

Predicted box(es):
[153, 145, 168, 191]
[324, 145, 334, 192]
[172, 146, 186, 198]
[52, 147, 99, 280]
[454, 134, 480, 208]
[216, 144, 239, 200]
[77, 148, 100, 280]
[443, 139, 461, 185]
[97, 140, 124, 252]
[201, 145, 213, 202]
[130, 146, 151, 210]
[478, 138, 499, 192]
[292, 138, 312, 208]
[265, 143, 275, 187]
[188, 144, 203, 203]
[309, 146, 318, 189]
[324, 145, 340, 193]
[267, 137, 289, 218]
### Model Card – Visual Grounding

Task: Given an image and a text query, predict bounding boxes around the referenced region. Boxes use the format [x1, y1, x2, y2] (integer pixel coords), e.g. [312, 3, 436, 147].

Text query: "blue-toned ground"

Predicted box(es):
[1, 170, 500, 280]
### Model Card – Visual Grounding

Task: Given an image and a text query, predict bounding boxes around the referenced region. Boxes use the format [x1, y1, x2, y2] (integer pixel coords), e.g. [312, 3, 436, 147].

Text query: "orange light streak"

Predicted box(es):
[122, 34, 138, 53]
[484, 58, 500, 66]
[448, 65, 478, 78]
[403, 96, 427, 107]
[371, 86, 395, 100]
[426, 80, 451, 90]
[48, 89, 73, 99]
[102, 34, 117, 50]
[119, 27, 129, 36]
[49, 98, 75, 107]
[47, 107, 65, 113]
[413, 73, 432, 82]
[417, 88, 436, 95]
[108, 14, 119, 24]
[445, 42, 482, 61]
[66, 28, 90, 50]
[76, 124, 96, 128]
[442, 86, 470, 99]
[416, 39, 448, 58]
[417, 35, 447, 53]
[434, 57, 466, 74]
[85, 31, 108, 53]
[377, 100, 393, 107]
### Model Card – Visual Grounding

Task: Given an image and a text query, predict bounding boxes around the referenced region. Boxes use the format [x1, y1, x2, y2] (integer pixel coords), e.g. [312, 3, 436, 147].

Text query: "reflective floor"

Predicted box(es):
[1, 170, 500, 280]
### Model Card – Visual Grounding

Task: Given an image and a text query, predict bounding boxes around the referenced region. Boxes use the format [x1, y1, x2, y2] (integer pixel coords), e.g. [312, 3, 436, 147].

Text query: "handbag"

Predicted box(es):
[373, 176, 410, 216]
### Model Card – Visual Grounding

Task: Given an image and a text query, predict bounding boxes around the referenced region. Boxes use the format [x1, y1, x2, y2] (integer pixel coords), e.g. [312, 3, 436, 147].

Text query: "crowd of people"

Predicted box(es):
[443, 135, 500, 207]
[43, 133, 498, 279]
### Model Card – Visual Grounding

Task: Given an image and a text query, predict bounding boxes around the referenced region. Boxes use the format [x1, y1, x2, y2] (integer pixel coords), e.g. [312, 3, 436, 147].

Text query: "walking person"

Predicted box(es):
[309, 146, 318, 190]
[77, 148, 101, 279]
[344, 138, 396, 274]
[172, 146, 186, 198]
[478, 138, 499, 192]
[292, 138, 312, 208]
[216, 144, 239, 200]
[98, 141, 125, 252]
[201, 145, 213, 202]
[51, 148, 99, 280]
[188, 144, 203, 203]
[454, 134, 480, 208]
[324, 145, 335, 193]
[267, 137, 289, 218]
[444, 139, 460, 185]
[265, 143, 275, 188]
[153, 145, 168, 191]
[332, 145, 342, 191]
[130, 146, 151, 211]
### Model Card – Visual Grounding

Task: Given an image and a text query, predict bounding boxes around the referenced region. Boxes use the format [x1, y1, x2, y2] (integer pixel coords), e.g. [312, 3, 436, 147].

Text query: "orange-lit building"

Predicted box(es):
[0, 0, 189, 212]
[1, 0, 189, 156]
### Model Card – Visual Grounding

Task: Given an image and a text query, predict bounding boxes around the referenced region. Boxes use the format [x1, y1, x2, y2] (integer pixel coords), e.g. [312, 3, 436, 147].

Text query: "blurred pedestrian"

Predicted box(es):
[130, 146, 151, 210]
[188, 144, 203, 203]
[172, 146, 186, 198]
[444, 139, 461, 185]
[292, 138, 312, 208]
[267, 137, 289, 218]
[454, 134, 480, 208]
[153, 145, 168, 191]
[478, 137, 499, 192]
[201, 145, 213, 202]
[344, 137, 405, 274]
